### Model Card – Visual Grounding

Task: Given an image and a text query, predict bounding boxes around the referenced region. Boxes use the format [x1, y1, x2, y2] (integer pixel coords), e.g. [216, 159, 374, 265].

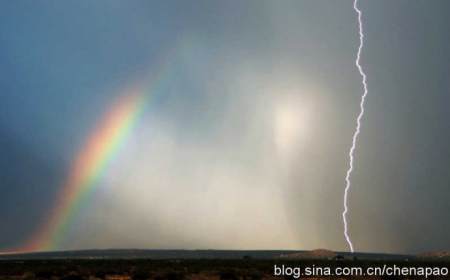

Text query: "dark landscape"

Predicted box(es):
[0, 249, 449, 280]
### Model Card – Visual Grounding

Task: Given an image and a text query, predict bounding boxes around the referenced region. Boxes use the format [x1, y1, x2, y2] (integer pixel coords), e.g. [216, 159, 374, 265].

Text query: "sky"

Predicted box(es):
[0, 0, 449, 255]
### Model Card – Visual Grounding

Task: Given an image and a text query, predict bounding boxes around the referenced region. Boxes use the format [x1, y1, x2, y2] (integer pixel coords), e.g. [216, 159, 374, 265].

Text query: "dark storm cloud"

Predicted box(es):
[346, 0, 450, 253]
[0, 127, 63, 249]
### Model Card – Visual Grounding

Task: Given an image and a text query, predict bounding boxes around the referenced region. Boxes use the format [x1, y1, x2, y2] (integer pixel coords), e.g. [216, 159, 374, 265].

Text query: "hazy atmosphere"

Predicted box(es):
[1, 0, 449, 255]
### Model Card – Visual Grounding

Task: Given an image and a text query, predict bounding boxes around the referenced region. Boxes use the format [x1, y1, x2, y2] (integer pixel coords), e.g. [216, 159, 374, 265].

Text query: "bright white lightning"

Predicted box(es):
[343, 0, 369, 253]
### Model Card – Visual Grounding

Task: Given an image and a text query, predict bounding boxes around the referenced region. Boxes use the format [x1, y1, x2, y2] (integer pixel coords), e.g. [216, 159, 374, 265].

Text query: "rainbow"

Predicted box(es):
[17, 39, 184, 252]
[23, 93, 146, 252]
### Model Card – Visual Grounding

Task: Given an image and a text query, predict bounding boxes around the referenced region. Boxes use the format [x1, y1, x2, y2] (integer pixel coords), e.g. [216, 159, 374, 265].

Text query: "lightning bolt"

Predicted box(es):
[343, 0, 369, 253]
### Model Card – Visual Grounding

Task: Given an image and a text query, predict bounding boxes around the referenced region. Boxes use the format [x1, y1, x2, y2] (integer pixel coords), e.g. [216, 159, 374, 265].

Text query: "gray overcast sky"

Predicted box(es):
[0, 0, 449, 254]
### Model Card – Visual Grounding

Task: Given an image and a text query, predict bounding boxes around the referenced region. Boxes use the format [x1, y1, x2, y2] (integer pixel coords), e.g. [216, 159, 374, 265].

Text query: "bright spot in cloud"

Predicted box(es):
[274, 101, 304, 157]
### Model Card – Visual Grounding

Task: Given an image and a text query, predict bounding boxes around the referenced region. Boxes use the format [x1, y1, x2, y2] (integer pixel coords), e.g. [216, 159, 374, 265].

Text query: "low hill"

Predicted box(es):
[276, 249, 339, 260]
[415, 252, 450, 260]
[0, 249, 413, 261]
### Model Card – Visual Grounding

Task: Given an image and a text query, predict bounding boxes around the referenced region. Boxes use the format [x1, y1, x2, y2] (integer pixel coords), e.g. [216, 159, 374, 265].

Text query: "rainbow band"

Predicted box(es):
[15, 36, 186, 253]
[25, 93, 146, 251]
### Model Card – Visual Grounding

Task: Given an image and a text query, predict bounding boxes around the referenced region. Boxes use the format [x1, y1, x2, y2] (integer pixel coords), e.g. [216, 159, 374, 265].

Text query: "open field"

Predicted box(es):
[0, 250, 449, 280]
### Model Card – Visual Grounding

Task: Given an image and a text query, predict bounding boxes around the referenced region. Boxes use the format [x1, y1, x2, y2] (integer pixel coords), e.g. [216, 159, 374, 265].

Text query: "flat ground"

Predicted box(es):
[0, 258, 449, 280]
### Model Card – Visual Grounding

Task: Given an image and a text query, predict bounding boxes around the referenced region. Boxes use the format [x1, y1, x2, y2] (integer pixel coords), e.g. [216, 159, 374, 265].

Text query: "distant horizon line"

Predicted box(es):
[0, 248, 419, 256]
